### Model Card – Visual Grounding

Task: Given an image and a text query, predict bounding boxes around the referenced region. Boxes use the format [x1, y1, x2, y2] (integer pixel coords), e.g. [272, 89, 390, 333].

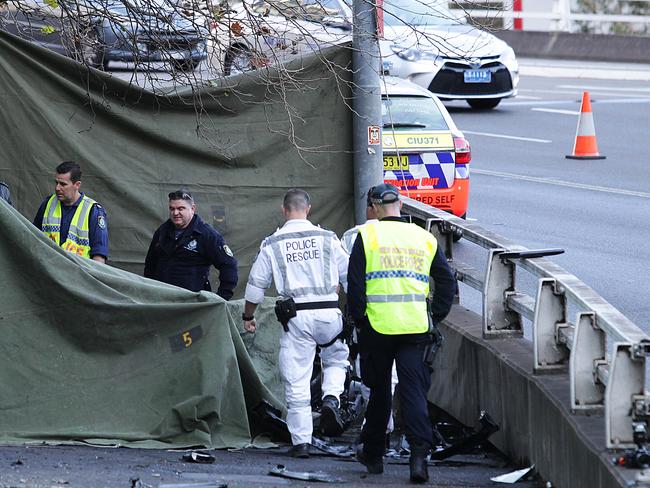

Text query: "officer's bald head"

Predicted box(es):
[283, 189, 310, 213]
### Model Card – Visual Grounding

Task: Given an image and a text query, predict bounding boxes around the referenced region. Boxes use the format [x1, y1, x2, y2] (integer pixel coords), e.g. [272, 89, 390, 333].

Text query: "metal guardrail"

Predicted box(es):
[452, 0, 650, 33]
[401, 196, 650, 449]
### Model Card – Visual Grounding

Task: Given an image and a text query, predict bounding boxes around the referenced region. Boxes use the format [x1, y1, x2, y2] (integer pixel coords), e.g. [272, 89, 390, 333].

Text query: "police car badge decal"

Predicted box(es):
[223, 245, 234, 257]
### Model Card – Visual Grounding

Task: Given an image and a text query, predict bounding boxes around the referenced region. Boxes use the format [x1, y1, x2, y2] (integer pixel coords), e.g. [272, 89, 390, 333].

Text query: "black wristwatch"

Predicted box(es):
[242, 313, 254, 321]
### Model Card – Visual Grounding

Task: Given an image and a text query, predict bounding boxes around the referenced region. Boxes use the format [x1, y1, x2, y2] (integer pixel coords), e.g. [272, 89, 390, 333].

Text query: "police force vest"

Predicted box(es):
[358, 220, 437, 335]
[41, 194, 97, 259]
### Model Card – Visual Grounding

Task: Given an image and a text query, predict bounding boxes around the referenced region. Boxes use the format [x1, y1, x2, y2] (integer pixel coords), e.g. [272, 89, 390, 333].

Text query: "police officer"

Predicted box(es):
[348, 184, 456, 483]
[33, 161, 109, 263]
[242, 189, 350, 459]
[144, 189, 238, 299]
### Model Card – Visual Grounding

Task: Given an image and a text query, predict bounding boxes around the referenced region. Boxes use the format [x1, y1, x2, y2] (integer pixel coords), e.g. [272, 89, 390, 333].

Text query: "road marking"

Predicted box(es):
[531, 108, 579, 115]
[504, 97, 650, 107]
[558, 84, 650, 93]
[515, 94, 543, 100]
[473, 169, 650, 199]
[519, 88, 640, 98]
[462, 131, 552, 143]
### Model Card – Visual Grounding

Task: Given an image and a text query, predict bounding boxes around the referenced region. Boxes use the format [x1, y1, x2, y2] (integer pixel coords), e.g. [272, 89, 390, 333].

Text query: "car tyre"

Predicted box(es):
[224, 45, 254, 76]
[452, 213, 466, 242]
[467, 98, 500, 110]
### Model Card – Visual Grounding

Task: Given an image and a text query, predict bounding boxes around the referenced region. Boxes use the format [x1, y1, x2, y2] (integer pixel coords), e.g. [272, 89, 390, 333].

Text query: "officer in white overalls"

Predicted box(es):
[243, 189, 350, 458]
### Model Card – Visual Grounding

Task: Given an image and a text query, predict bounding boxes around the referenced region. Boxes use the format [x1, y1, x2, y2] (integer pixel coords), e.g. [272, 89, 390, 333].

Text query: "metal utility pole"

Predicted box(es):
[352, 0, 383, 224]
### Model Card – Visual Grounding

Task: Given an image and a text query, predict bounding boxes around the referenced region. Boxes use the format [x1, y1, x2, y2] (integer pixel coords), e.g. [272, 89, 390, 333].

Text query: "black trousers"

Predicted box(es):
[358, 324, 433, 458]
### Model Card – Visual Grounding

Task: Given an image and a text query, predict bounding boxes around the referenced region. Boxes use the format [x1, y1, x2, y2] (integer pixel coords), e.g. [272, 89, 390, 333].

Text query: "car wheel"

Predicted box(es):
[467, 98, 500, 110]
[452, 213, 466, 242]
[77, 27, 105, 70]
[224, 46, 254, 76]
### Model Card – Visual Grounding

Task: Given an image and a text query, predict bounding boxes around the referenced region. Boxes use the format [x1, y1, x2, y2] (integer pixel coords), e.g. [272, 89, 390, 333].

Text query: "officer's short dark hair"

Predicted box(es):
[283, 188, 310, 212]
[168, 189, 194, 204]
[369, 183, 400, 205]
[56, 161, 82, 183]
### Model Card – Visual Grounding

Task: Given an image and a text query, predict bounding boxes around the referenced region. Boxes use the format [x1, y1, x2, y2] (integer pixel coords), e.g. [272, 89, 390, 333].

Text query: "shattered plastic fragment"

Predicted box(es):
[311, 437, 355, 457]
[159, 483, 227, 488]
[269, 464, 344, 483]
[182, 451, 216, 464]
[490, 465, 534, 483]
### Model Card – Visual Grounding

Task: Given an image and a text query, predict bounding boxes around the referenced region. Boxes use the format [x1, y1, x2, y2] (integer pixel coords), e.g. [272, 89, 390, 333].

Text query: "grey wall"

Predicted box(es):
[494, 30, 650, 64]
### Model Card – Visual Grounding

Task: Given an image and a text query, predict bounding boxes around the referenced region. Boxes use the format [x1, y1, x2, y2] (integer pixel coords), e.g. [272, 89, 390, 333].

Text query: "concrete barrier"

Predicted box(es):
[431, 306, 637, 488]
[493, 30, 650, 64]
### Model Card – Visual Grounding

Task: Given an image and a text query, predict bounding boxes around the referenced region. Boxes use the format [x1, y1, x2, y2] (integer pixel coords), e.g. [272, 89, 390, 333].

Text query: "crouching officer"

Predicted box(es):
[144, 189, 238, 300]
[348, 184, 456, 483]
[242, 189, 350, 459]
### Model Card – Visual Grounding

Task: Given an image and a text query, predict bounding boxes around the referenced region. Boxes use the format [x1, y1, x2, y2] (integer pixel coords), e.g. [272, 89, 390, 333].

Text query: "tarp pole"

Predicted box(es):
[352, 0, 383, 224]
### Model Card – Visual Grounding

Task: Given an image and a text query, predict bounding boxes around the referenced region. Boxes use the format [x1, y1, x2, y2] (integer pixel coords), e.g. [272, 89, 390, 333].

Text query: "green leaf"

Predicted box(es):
[40, 25, 56, 34]
[44, 0, 59, 8]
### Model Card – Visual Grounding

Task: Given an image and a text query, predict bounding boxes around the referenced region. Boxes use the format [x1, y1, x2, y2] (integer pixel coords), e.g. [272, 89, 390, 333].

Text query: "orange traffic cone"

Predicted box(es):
[566, 91, 606, 160]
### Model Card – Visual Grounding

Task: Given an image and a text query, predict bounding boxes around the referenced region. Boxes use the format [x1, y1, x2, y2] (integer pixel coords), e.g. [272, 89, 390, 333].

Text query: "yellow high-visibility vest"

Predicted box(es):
[358, 220, 437, 335]
[41, 194, 97, 259]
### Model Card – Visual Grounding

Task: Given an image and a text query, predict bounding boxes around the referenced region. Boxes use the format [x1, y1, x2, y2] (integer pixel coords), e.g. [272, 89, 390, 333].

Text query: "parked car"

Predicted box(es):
[0, 0, 208, 71]
[209, 0, 351, 75]
[381, 76, 470, 217]
[212, 0, 517, 109]
[380, 0, 519, 109]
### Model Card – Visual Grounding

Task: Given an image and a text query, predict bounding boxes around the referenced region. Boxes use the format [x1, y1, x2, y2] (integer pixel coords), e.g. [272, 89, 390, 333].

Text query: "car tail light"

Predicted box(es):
[454, 136, 471, 165]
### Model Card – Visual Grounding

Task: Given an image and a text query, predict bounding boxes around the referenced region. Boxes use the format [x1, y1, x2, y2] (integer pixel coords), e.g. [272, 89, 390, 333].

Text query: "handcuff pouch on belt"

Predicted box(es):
[274, 297, 297, 332]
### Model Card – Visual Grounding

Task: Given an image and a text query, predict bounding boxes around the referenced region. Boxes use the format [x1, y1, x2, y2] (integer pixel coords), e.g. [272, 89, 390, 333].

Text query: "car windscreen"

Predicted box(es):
[382, 0, 456, 27]
[382, 95, 449, 131]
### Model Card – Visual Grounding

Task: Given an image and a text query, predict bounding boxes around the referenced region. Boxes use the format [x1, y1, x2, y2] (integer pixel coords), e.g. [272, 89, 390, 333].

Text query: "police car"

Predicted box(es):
[382, 76, 470, 218]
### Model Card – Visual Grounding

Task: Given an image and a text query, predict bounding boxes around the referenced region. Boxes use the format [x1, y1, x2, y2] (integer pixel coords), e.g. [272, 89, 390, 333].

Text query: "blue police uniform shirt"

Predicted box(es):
[143, 214, 238, 299]
[33, 193, 109, 259]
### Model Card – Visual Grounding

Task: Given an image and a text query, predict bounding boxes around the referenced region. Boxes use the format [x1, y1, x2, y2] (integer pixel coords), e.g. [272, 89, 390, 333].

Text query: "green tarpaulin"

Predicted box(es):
[0, 31, 355, 290]
[0, 31, 354, 447]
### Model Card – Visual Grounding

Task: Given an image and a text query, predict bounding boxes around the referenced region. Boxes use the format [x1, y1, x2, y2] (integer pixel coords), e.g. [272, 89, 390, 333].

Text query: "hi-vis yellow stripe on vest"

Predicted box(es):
[382, 132, 454, 151]
[359, 221, 437, 335]
[42, 194, 96, 259]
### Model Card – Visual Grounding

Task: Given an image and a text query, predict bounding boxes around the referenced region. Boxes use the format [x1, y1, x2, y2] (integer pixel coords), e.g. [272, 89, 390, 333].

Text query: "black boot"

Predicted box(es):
[287, 443, 310, 458]
[409, 447, 429, 483]
[355, 444, 384, 474]
[320, 395, 344, 437]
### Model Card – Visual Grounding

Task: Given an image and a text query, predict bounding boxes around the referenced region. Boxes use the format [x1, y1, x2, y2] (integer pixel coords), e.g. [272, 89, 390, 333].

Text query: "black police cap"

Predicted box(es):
[368, 183, 400, 205]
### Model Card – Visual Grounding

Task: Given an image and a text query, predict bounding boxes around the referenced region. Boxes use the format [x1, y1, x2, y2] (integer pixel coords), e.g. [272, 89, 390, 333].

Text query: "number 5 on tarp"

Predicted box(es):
[169, 325, 204, 353]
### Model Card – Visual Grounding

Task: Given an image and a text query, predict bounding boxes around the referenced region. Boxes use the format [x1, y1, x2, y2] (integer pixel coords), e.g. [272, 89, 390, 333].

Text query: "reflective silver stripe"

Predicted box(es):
[248, 275, 269, 289]
[322, 232, 333, 289]
[43, 195, 61, 227]
[290, 286, 338, 297]
[366, 294, 427, 303]
[68, 197, 94, 242]
[262, 229, 335, 248]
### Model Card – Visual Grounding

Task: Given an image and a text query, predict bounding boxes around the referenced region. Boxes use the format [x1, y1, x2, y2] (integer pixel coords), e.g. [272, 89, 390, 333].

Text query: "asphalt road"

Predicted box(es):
[445, 60, 650, 332]
[0, 443, 544, 488]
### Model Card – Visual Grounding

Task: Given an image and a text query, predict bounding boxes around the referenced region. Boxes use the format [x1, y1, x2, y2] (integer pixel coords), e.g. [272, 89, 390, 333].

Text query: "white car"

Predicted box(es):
[209, 0, 351, 75]
[380, 0, 519, 109]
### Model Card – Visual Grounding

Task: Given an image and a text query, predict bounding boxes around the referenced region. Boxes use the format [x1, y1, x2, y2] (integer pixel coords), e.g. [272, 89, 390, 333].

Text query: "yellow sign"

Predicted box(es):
[382, 131, 453, 150]
[383, 155, 409, 171]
